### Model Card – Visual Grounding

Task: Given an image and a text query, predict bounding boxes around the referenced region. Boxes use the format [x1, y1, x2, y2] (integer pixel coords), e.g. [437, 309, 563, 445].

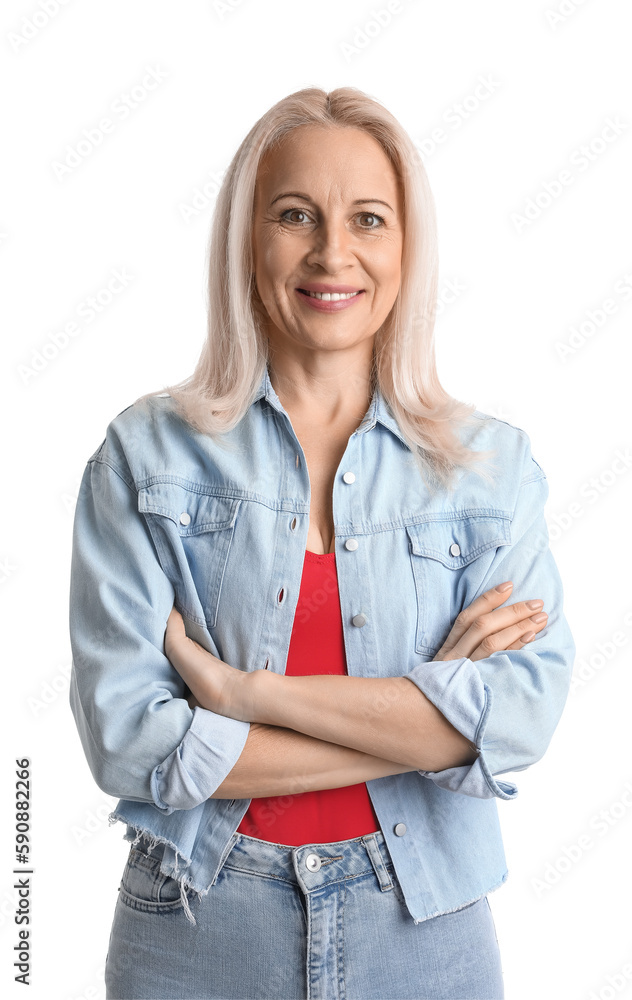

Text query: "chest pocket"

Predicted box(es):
[138, 482, 241, 629]
[406, 514, 511, 655]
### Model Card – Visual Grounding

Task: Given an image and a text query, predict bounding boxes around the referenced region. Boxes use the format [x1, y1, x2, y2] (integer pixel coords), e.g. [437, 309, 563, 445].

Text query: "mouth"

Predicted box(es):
[295, 287, 365, 313]
[296, 289, 364, 302]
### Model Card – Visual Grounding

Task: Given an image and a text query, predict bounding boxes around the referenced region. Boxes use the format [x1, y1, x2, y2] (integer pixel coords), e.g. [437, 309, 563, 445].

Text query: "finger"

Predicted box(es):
[503, 627, 543, 651]
[438, 590, 546, 658]
[457, 614, 548, 662]
[439, 583, 515, 652]
[164, 606, 187, 656]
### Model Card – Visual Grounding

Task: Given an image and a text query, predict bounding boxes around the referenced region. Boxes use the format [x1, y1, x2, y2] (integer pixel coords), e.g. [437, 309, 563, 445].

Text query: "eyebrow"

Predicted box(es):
[270, 192, 395, 212]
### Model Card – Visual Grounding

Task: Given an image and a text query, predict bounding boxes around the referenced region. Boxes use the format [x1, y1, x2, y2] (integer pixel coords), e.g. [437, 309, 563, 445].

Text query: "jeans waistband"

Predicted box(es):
[226, 830, 395, 894]
[137, 829, 395, 895]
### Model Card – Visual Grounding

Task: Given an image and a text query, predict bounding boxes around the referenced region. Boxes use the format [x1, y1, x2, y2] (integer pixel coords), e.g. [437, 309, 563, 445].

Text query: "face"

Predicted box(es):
[251, 125, 403, 362]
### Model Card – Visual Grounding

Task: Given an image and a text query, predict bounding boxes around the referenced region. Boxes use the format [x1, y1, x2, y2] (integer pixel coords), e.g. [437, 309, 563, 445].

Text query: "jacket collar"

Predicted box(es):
[253, 364, 410, 450]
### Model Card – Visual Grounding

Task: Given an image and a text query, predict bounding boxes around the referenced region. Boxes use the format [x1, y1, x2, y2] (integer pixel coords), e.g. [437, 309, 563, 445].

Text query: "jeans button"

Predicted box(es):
[394, 822, 407, 837]
[305, 853, 321, 872]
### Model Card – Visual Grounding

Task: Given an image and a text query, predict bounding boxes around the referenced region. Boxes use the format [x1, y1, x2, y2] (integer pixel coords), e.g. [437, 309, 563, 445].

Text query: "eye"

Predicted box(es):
[357, 213, 385, 229]
[280, 208, 312, 225]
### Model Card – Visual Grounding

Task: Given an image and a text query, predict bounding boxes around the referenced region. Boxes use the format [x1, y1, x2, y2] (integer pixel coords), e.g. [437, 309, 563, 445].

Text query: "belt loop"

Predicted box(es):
[363, 834, 393, 892]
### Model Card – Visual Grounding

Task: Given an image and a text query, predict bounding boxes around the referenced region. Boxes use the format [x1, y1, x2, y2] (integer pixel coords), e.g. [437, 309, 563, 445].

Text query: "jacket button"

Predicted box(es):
[344, 538, 359, 551]
[342, 471, 356, 484]
[305, 853, 321, 872]
[179, 512, 191, 526]
[394, 823, 407, 837]
[352, 613, 367, 627]
[449, 542, 461, 556]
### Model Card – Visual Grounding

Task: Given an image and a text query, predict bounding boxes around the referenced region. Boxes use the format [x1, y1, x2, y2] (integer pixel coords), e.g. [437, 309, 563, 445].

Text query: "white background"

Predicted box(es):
[1, 1, 631, 998]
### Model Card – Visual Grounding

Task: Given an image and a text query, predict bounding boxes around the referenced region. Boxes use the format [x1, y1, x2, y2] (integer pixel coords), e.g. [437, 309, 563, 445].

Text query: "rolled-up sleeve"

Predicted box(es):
[68, 443, 250, 813]
[403, 444, 575, 801]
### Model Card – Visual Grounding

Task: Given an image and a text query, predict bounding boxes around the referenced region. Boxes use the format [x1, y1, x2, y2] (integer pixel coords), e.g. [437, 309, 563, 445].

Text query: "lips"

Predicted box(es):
[298, 289, 362, 301]
[295, 288, 365, 312]
[297, 283, 363, 294]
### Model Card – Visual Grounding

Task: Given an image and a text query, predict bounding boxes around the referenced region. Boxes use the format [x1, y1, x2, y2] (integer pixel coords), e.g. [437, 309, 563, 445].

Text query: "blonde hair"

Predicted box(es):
[136, 86, 498, 494]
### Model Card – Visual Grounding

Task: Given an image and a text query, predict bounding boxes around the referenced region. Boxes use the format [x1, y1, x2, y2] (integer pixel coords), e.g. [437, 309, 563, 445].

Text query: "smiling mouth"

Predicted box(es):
[297, 289, 363, 301]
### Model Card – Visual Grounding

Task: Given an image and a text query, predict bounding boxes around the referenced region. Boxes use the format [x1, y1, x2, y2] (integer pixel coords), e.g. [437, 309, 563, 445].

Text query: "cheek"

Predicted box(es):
[375, 257, 402, 302]
[367, 241, 402, 289]
[258, 230, 299, 277]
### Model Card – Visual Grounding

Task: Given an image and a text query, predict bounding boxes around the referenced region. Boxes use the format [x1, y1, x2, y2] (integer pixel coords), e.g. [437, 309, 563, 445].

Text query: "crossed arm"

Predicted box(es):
[164, 582, 549, 798]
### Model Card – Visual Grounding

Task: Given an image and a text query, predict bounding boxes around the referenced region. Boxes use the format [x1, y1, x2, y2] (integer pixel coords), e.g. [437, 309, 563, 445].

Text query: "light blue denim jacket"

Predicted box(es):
[69, 366, 575, 925]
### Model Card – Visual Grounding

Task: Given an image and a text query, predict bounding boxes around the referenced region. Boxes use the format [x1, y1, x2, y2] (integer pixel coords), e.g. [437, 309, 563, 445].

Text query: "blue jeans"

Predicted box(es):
[105, 830, 504, 999]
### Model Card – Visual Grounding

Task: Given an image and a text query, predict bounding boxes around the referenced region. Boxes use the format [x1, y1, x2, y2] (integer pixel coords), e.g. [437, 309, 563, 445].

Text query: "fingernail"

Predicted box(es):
[495, 582, 513, 593]
[521, 631, 536, 642]
[527, 600, 544, 610]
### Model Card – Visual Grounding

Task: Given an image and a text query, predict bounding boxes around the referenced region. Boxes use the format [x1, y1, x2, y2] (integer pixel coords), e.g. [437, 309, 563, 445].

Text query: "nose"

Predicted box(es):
[305, 216, 356, 273]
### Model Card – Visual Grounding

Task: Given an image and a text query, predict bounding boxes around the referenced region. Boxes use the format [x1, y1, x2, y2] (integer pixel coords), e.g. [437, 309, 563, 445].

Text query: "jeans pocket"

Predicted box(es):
[119, 846, 192, 914]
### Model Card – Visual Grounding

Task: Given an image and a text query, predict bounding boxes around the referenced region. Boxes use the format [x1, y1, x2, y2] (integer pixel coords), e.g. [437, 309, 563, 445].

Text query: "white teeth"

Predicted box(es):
[304, 290, 360, 301]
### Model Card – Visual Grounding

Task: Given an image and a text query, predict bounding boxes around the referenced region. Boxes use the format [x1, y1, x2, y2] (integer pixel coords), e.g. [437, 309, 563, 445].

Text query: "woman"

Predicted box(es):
[69, 87, 575, 999]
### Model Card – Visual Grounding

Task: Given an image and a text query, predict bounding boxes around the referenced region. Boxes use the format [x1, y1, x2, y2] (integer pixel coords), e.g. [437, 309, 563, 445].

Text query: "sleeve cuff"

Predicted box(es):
[150, 706, 251, 813]
[405, 657, 519, 801]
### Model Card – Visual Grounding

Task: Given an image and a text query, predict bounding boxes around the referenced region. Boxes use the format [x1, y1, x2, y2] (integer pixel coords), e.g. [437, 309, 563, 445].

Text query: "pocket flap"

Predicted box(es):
[406, 515, 511, 568]
[138, 483, 240, 535]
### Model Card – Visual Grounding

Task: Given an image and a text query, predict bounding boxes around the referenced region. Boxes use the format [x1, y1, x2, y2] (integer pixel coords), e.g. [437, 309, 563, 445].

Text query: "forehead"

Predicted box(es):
[255, 125, 401, 202]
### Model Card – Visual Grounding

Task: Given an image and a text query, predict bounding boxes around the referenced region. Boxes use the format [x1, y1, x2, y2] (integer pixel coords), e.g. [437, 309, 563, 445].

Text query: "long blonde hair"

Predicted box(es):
[136, 86, 498, 494]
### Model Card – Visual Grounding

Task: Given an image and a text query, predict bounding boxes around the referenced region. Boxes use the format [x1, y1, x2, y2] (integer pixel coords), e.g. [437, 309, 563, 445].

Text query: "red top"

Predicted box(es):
[236, 549, 381, 846]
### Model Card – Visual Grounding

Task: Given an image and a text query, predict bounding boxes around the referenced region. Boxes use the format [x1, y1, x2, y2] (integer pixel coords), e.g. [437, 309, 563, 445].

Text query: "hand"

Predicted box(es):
[434, 581, 548, 662]
[164, 606, 253, 720]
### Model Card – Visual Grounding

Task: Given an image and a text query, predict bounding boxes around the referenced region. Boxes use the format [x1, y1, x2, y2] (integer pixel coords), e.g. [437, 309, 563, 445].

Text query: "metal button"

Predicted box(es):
[342, 471, 356, 484]
[352, 613, 367, 628]
[344, 538, 359, 551]
[394, 823, 407, 837]
[449, 542, 461, 557]
[305, 853, 321, 872]
[179, 512, 191, 526]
